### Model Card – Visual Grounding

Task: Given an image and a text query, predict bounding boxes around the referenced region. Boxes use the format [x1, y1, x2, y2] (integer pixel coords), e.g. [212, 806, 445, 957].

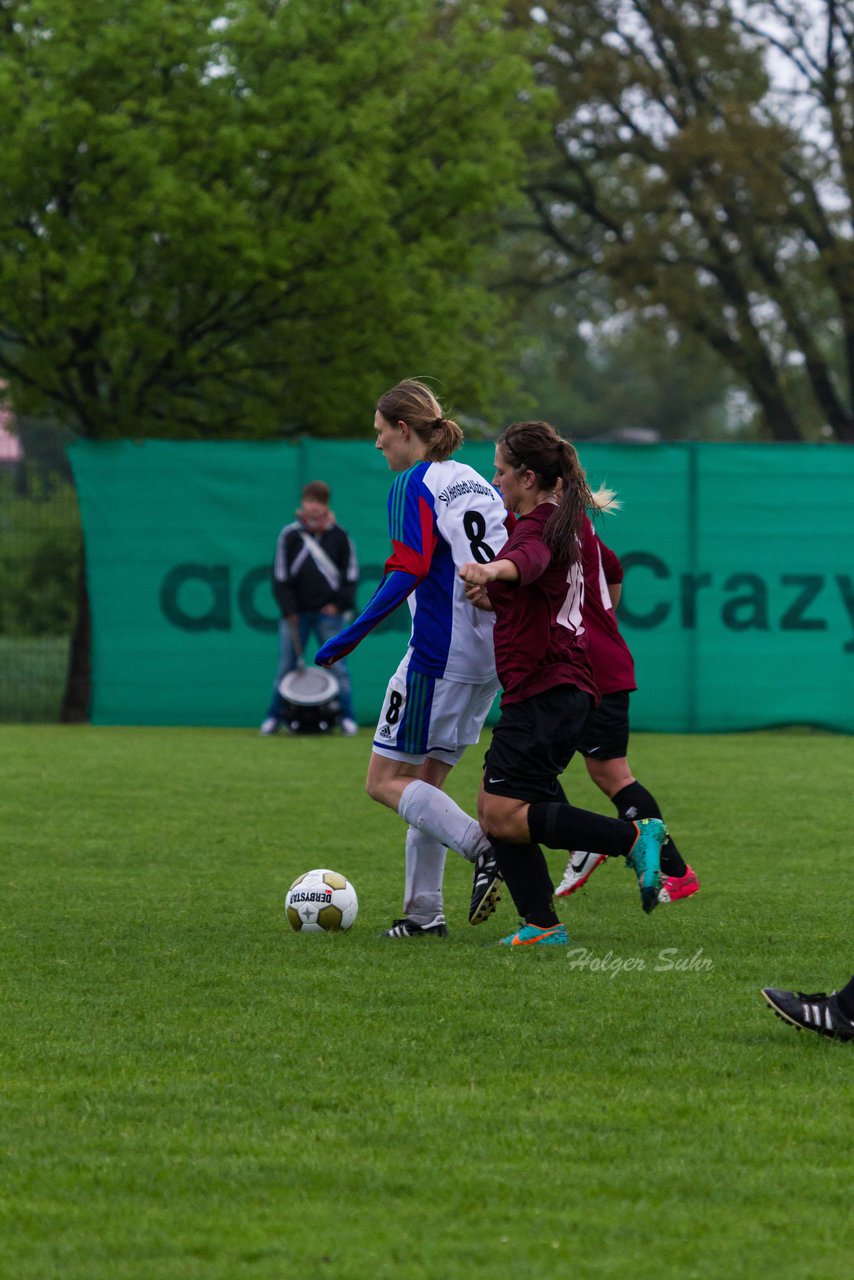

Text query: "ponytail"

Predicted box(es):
[423, 416, 463, 462]
[543, 439, 594, 567]
[376, 379, 463, 462]
[589, 485, 620, 513]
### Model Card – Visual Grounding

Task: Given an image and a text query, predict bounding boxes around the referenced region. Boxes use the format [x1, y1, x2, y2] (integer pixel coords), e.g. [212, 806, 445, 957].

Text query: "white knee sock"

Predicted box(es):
[397, 779, 489, 863]
[403, 827, 447, 923]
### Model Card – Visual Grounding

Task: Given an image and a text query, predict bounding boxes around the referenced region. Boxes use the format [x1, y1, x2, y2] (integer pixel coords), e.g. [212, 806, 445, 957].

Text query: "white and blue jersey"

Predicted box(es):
[316, 458, 511, 683]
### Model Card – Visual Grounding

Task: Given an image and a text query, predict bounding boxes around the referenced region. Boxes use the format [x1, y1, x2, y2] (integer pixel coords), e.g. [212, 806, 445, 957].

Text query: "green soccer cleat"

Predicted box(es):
[626, 818, 667, 913]
[498, 922, 569, 947]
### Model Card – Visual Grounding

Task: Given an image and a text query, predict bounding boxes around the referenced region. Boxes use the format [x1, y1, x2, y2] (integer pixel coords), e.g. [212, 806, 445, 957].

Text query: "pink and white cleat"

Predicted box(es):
[657, 865, 700, 904]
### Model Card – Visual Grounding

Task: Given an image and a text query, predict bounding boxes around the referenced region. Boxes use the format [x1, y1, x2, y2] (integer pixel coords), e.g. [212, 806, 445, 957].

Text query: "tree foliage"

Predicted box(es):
[0, 472, 80, 636]
[511, 0, 854, 442]
[0, 0, 538, 437]
[505, 297, 735, 439]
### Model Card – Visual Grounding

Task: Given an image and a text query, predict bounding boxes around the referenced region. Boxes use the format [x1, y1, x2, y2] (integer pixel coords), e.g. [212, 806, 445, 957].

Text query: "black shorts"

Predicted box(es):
[577, 690, 631, 761]
[483, 685, 594, 805]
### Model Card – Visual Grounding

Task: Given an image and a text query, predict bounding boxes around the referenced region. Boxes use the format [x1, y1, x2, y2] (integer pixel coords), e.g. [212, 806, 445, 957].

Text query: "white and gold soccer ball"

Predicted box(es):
[285, 868, 358, 933]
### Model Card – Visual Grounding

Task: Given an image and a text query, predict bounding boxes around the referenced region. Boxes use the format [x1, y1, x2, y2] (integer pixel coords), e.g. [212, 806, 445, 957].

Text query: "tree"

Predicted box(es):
[502, 295, 736, 439]
[0, 0, 543, 720]
[0, 0, 539, 438]
[509, 0, 854, 442]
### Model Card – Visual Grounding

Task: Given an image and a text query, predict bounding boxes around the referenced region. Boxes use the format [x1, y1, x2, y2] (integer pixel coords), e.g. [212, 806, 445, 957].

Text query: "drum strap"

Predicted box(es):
[291, 533, 341, 593]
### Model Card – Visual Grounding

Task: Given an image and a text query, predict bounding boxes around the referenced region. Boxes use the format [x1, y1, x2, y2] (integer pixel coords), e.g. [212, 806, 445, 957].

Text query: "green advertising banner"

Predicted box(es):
[69, 439, 854, 733]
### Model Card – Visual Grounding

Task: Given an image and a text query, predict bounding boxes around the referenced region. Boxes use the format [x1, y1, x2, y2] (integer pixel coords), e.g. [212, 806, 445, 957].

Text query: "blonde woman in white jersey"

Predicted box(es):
[317, 379, 511, 936]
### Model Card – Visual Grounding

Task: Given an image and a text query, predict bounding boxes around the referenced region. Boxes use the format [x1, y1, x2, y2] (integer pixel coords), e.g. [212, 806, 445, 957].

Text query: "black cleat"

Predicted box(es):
[469, 848, 503, 925]
[380, 915, 448, 939]
[761, 988, 854, 1041]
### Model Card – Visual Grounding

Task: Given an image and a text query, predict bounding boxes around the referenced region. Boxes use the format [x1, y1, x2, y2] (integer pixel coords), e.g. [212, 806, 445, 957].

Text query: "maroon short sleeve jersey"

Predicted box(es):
[486, 503, 599, 706]
[580, 516, 636, 695]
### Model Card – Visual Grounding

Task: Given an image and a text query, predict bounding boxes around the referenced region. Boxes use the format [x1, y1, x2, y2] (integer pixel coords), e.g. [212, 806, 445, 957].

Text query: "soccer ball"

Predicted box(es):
[285, 868, 358, 933]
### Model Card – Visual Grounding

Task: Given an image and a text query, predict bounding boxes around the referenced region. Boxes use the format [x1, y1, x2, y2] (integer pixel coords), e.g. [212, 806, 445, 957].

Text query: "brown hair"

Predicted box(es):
[497, 421, 595, 567]
[302, 480, 330, 504]
[376, 379, 464, 462]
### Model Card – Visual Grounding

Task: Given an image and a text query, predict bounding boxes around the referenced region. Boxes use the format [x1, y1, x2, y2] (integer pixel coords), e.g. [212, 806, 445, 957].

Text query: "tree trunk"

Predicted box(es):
[60, 547, 91, 723]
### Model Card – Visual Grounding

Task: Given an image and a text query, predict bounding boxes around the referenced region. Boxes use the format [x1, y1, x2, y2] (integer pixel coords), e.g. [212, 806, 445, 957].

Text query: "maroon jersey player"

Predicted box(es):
[459, 420, 667, 947]
[553, 517, 699, 905]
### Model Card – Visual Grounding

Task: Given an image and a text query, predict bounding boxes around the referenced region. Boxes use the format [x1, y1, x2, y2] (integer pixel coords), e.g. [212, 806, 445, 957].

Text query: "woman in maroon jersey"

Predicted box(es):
[459, 420, 666, 946]
[553, 515, 699, 904]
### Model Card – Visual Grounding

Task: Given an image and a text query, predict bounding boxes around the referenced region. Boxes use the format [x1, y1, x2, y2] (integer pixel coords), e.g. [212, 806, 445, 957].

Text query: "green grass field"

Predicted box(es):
[1, 725, 852, 1280]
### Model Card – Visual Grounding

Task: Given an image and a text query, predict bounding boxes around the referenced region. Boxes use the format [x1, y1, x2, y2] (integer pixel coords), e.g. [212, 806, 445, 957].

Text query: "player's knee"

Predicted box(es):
[364, 770, 404, 812]
[364, 774, 385, 804]
[488, 816, 520, 842]
[480, 800, 526, 843]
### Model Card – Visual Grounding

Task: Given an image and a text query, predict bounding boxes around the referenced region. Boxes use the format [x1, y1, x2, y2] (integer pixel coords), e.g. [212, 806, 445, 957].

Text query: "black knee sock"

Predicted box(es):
[489, 838, 559, 927]
[612, 781, 661, 821]
[836, 974, 854, 1020]
[612, 782, 687, 877]
[527, 802, 636, 859]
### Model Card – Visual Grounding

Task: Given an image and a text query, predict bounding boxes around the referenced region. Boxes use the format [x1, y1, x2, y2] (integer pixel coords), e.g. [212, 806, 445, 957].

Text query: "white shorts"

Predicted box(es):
[372, 651, 499, 767]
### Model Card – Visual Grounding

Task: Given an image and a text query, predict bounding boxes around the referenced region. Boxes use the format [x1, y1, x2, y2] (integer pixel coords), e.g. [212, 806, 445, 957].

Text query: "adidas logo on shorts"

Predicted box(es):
[378, 724, 393, 740]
